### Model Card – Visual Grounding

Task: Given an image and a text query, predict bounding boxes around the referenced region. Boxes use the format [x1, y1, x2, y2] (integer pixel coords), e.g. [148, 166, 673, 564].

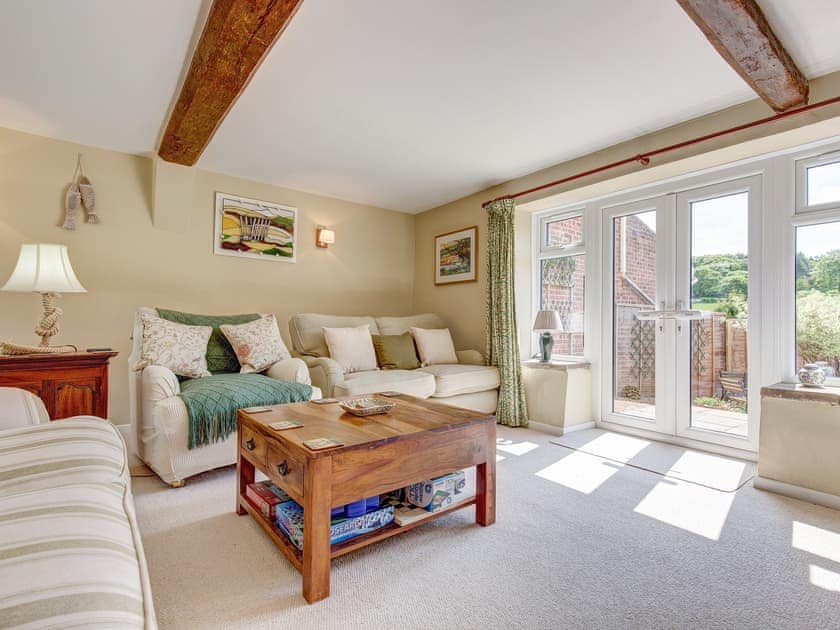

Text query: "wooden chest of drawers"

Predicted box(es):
[0, 351, 117, 420]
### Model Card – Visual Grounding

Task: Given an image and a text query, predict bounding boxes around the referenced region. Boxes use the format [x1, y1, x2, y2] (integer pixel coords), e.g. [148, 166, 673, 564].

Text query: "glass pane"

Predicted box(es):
[689, 192, 748, 437]
[612, 211, 657, 419]
[539, 255, 585, 357]
[807, 161, 840, 206]
[546, 215, 583, 248]
[795, 221, 840, 377]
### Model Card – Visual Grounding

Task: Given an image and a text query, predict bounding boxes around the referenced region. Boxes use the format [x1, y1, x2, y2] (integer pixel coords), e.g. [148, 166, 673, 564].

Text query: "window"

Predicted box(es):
[536, 211, 586, 358]
[796, 153, 840, 213]
[795, 220, 840, 380]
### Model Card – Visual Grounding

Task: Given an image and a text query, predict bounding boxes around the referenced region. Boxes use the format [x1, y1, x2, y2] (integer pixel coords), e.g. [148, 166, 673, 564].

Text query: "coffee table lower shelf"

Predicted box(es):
[238, 494, 477, 571]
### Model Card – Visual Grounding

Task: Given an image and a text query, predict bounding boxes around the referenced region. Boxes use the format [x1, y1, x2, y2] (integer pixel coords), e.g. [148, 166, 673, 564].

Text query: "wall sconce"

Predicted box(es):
[316, 225, 335, 248]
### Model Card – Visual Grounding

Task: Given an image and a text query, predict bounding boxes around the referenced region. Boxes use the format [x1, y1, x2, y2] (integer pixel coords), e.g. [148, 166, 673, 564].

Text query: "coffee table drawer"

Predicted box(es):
[266, 442, 304, 497]
[240, 424, 267, 465]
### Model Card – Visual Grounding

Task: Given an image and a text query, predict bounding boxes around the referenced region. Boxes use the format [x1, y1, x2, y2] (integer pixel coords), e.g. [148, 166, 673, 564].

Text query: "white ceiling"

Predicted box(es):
[2, 1, 840, 213]
[0, 0, 203, 154]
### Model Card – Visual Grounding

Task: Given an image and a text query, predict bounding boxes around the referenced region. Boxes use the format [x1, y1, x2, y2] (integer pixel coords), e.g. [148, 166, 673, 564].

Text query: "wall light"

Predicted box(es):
[316, 226, 335, 248]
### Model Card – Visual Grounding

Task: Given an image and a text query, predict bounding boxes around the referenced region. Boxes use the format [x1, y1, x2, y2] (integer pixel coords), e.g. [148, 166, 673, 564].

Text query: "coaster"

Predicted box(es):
[242, 406, 271, 413]
[268, 420, 303, 431]
[378, 391, 402, 397]
[303, 437, 343, 451]
[311, 398, 339, 405]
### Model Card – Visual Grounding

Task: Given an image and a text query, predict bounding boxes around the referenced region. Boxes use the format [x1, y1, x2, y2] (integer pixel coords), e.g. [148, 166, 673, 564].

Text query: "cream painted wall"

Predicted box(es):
[413, 70, 840, 356]
[0, 127, 415, 424]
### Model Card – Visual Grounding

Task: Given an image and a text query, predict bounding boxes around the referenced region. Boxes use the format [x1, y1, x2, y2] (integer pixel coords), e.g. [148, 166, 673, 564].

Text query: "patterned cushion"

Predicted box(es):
[135, 313, 212, 378]
[219, 315, 291, 374]
[155, 308, 261, 374]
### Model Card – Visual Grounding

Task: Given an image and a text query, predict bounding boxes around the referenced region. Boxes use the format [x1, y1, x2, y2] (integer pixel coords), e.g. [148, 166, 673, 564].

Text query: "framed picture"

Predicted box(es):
[214, 191, 297, 262]
[435, 226, 478, 285]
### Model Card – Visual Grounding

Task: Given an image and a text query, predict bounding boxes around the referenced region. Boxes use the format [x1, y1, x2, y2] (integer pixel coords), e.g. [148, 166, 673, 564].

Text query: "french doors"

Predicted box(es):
[602, 175, 760, 452]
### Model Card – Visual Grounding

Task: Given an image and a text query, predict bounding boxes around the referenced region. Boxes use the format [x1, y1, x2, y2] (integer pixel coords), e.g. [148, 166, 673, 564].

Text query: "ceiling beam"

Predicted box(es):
[158, 0, 303, 166]
[677, 0, 808, 112]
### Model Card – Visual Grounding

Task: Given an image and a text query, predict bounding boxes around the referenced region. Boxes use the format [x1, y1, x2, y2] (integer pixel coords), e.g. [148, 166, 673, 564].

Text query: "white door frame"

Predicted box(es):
[674, 175, 762, 452]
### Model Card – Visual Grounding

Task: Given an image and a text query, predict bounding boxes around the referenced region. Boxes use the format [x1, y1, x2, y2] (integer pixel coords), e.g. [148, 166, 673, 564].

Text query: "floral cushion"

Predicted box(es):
[220, 315, 291, 374]
[134, 313, 212, 378]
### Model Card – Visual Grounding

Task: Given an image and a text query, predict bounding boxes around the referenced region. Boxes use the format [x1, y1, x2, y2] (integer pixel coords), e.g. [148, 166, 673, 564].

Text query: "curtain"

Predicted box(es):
[486, 198, 528, 427]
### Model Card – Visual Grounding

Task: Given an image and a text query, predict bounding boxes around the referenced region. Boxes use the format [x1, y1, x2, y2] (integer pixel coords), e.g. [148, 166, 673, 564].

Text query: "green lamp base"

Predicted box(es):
[538, 332, 554, 363]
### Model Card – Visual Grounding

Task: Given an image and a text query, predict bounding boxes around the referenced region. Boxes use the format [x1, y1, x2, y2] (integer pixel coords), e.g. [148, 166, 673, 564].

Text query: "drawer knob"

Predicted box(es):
[276, 460, 289, 476]
[245, 438, 256, 451]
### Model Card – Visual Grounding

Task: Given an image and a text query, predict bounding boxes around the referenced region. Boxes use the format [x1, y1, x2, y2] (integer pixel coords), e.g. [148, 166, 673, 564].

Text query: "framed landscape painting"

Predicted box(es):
[214, 192, 297, 262]
[435, 226, 478, 285]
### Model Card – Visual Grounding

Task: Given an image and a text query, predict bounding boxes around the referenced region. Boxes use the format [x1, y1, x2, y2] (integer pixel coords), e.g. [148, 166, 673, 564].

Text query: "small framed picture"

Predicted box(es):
[214, 191, 297, 263]
[434, 226, 478, 285]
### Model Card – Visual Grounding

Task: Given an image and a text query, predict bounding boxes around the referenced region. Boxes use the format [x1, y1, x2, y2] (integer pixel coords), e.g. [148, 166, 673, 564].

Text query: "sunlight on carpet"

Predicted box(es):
[633, 478, 736, 540]
[793, 521, 840, 563]
[535, 452, 622, 494]
[810, 565, 840, 592]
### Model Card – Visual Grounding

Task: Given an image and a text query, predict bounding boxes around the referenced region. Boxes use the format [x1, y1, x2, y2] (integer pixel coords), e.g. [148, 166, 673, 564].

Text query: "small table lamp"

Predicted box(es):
[533, 309, 563, 363]
[1, 244, 86, 354]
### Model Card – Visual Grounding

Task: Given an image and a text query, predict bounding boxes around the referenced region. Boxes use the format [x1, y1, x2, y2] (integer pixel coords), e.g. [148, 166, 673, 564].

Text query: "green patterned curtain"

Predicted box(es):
[486, 198, 528, 427]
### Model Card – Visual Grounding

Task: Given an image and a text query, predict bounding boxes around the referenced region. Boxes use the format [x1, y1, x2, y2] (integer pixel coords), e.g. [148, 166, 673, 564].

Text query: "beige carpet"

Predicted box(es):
[132, 426, 840, 629]
[550, 428, 756, 491]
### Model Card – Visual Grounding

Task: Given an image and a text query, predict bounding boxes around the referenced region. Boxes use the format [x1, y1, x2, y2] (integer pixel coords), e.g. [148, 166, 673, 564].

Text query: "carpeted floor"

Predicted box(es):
[132, 426, 840, 629]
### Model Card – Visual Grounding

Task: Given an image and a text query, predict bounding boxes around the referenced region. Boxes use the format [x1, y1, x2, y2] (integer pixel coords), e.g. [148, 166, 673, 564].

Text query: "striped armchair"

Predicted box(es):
[0, 388, 157, 629]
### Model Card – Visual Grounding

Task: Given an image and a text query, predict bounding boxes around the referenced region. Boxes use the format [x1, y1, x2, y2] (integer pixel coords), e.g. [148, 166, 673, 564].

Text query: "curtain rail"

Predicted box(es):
[482, 95, 840, 208]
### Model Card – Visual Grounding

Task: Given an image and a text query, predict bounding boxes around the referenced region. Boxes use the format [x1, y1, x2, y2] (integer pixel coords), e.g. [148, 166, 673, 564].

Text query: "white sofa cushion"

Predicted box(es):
[220, 314, 291, 373]
[411, 327, 458, 365]
[376, 313, 445, 335]
[0, 387, 49, 429]
[323, 325, 378, 373]
[417, 364, 501, 398]
[333, 370, 436, 398]
[289, 314, 379, 357]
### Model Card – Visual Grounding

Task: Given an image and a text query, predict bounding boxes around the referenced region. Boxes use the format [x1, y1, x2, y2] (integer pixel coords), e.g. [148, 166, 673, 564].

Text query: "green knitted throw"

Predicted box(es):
[179, 374, 312, 449]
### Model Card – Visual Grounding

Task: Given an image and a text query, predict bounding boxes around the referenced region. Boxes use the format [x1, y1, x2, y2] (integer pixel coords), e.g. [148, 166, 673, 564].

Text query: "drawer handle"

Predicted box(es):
[245, 438, 256, 451]
[276, 460, 289, 476]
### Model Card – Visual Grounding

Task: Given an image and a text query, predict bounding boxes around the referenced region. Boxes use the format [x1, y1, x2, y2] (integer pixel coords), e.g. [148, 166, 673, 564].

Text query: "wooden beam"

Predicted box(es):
[678, 0, 808, 112]
[159, 0, 303, 165]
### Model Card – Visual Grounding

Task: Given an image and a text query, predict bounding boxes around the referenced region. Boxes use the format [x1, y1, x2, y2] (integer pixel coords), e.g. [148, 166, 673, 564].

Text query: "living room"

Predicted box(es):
[1, 1, 840, 628]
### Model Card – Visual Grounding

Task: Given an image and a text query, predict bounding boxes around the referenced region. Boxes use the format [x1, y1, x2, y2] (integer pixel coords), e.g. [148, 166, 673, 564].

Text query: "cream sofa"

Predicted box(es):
[0, 387, 157, 629]
[289, 313, 499, 414]
[128, 307, 321, 487]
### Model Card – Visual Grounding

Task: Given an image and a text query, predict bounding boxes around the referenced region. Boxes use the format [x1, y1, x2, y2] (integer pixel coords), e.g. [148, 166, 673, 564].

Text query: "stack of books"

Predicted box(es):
[275, 499, 394, 551]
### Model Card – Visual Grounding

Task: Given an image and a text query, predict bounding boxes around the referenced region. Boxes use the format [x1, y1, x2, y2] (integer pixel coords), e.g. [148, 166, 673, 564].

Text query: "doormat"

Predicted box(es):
[550, 428, 755, 492]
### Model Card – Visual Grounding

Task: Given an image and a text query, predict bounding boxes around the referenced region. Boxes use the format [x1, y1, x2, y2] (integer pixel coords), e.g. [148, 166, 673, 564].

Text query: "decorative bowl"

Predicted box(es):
[339, 397, 396, 417]
[798, 364, 827, 387]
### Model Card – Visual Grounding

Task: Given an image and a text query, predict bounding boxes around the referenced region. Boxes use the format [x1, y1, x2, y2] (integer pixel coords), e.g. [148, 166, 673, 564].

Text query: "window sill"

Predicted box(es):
[761, 382, 840, 405]
[522, 358, 591, 371]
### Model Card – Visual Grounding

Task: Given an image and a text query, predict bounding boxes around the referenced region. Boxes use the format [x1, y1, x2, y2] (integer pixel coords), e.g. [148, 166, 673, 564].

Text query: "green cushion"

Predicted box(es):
[156, 308, 261, 374]
[371, 332, 420, 370]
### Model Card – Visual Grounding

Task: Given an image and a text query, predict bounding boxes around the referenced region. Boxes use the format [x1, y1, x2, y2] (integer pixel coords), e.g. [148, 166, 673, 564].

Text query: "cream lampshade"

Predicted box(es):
[532, 309, 563, 363]
[1, 244, 86, 353]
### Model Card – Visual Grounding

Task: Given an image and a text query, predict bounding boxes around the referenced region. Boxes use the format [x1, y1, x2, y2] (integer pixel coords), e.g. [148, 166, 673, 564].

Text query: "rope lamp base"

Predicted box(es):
[0, 292, 78, 356]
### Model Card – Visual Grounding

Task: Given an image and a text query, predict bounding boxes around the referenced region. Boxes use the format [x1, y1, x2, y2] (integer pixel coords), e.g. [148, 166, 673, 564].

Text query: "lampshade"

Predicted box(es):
[1, 244, 86, 293]
[532, 309, 563, 332]
[318, 228, 335, 244]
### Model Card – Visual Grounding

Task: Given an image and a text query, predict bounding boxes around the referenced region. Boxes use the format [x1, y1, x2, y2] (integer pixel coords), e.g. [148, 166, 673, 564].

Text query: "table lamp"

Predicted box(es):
[1, 244, 86, 354]
[533, 309, 562, 363]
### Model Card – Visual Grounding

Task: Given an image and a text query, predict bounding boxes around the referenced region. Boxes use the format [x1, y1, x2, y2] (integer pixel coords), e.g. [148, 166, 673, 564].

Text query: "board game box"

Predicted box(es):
[405, 470, 467, 512]
[245, 481, 292, 520]
[275, 500, 395, 551]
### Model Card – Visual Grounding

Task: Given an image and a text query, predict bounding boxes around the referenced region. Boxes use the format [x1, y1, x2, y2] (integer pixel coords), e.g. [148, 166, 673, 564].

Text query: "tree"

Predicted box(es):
[812, 250, 840, 293]
[796, 291, 840, 363]
[691, 254, 749, 300]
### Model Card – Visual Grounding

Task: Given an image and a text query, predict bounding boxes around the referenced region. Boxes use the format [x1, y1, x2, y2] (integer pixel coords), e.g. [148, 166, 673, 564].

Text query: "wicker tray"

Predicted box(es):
[339, 397, 396, 417]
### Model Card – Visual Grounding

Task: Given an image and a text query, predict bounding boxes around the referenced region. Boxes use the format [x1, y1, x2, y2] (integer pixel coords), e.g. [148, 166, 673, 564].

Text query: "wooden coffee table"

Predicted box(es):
[236, 394, 496, 603]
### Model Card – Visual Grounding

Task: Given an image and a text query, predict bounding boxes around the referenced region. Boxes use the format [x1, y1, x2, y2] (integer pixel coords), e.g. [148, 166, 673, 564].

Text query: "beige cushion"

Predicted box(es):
[376, 314, 445, 336]
[334, 369, 436, 398]
[220, 314, 291, 373]
[417, 364, 501, 398]
[0, 387, 49, 428]
[135, 313, 212, 378]
[289, 313, 379, 357]
[323, 325, 378, 373]
[411, 327, 458, 365]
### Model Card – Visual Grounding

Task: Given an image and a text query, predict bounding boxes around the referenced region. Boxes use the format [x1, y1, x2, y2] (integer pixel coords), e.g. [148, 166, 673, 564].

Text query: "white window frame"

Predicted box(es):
[795, 150, 840, 214]
[533, 208, 587, 360]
